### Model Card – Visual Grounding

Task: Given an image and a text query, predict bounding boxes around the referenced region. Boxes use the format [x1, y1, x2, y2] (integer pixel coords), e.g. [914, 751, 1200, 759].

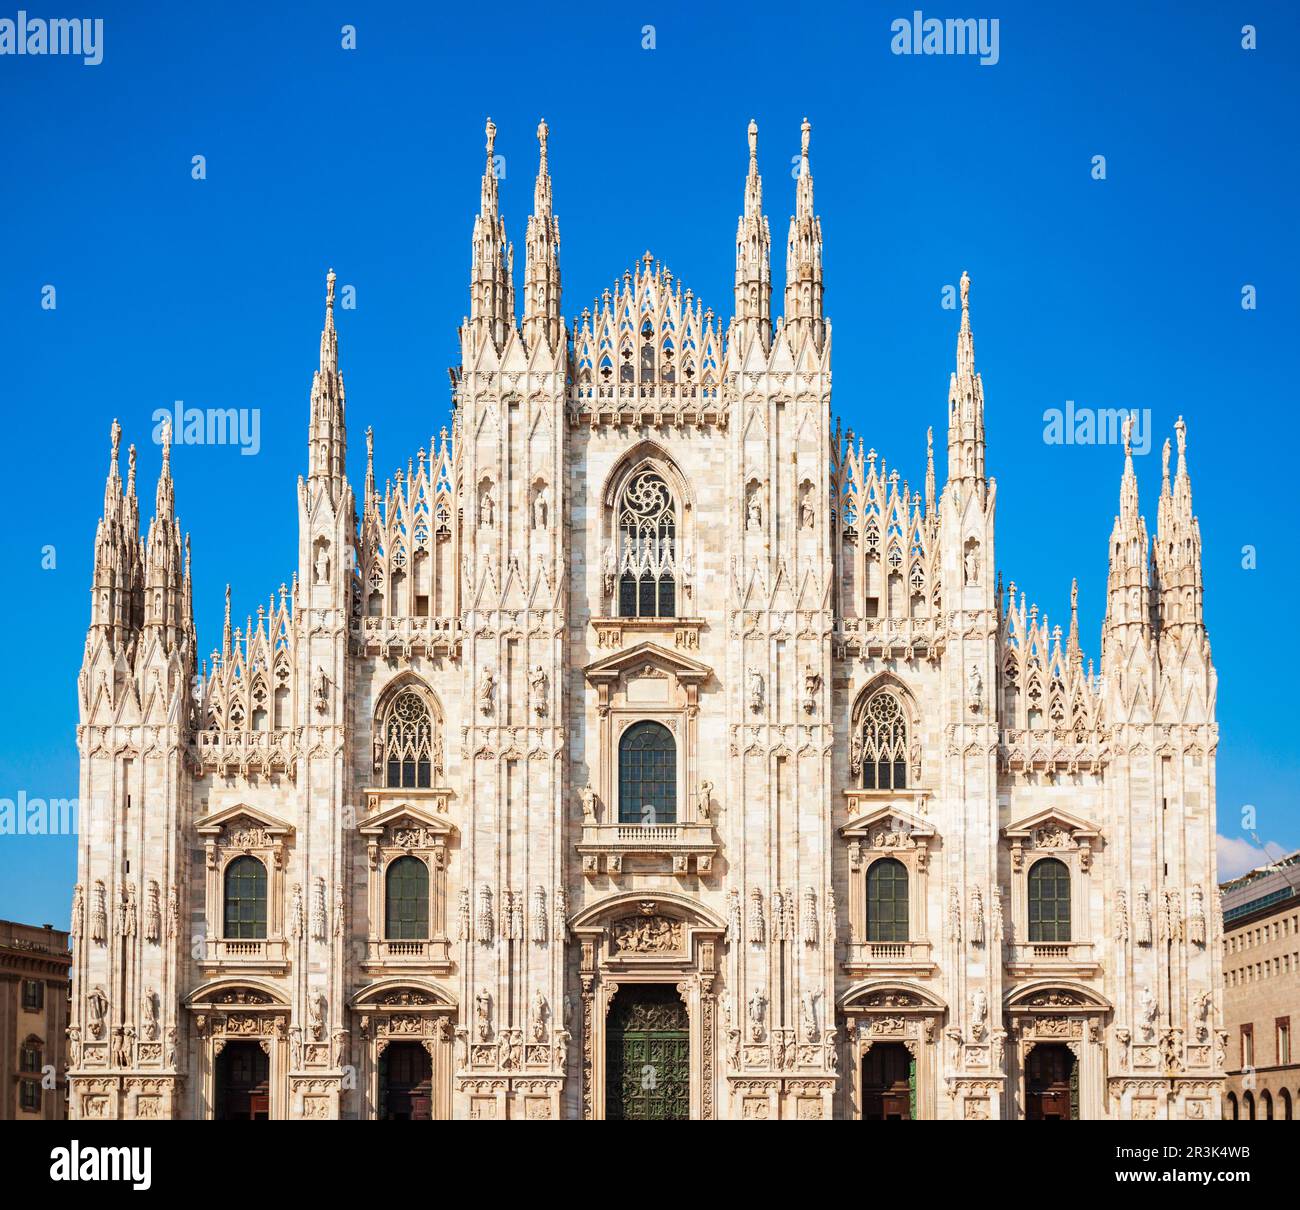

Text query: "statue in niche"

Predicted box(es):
[141, 987, 159, 1041]
[964, 543, 980, 585]
[315, 543, 330, 584]
[801, 990, 819, 1042]
[475, 988, 492, 1041]
[579, 783, 598, 824]
[802, 664, 820, 714]
[529, 665, 548, 717]
[800, 497, 815, 530]
[309, 990, 326, 1041]
[478, 667, 495, 716]
[748, 986, 767, 1042]
[748, 669, 765, 713]
[86, 986, 109, 1039]
[746, 494, 762, 531]
[967, 664, 983, 711]
[1139, 985, 1158, 1039]
[970, 987, 988, 1040]
[479, 488, 495, 529]
[531, 991, 548, 1043]
[694, 780, 713, 821]
[601, 541, 617, 596]
[313, 665, 328, 713]
[532, 486, 548, 530]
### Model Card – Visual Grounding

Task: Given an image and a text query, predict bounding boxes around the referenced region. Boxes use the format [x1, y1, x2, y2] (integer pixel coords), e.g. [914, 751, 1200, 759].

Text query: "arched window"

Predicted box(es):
[1280, 1088, 1293, 1120]
[1244, 1090, 1256, 1120]
[860, 692, 908, 790]
[223, 856, 268, 940]
[617, 471, 677, 619]
[866, 858, 909, 942]
[618, 721, 676, 824]
[1226, 1091, 1238, 1120]
[1027, 858, 1071, 943]
[385, 856, 430, 940]
[384, 690, 434, 789]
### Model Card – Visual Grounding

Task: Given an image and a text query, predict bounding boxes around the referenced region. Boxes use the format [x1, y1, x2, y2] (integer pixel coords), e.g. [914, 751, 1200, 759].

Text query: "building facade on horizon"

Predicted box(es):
[1, 919, 70, 1120]
[67, 119, 1223, 1120]
[1221, 851, 1299, 1120]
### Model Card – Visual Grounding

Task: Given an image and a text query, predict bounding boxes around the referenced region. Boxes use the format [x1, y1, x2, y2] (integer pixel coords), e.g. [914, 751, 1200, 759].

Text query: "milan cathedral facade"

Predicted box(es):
[68, 119, 1224, 1120]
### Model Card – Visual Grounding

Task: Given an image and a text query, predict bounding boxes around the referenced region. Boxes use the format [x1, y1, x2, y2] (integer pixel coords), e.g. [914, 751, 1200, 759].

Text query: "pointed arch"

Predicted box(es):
[850, 673, 921, 790]
[372, 674, 446, 788]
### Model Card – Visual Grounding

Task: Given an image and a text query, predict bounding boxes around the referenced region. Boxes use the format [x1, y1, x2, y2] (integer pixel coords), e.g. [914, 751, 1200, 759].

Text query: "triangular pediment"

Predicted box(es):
[1002, 805, 1099, 842]
[584, 640, 711, 683]
[358, 800, 454, 837]
[195, 801, 294, 838]
[840, 802, 935, 842]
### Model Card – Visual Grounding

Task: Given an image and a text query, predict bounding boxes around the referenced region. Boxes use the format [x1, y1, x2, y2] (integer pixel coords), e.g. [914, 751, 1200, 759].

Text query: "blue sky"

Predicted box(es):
[0, 1, 1296, 924]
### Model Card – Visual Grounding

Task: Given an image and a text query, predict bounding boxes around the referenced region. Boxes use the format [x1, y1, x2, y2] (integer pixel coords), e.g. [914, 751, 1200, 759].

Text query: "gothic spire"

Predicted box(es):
[783, 118, 824, 349]
[1104, 415, 1152, 640]
[89, 420, 137, 647]
[946, 270, 986, 487]
[522, 118, 562, 354]
[1154, 416, 1204, 637]
[308, 269, 347, 497]
[734, 119, 772, 349]
[469, 117, 515, 349]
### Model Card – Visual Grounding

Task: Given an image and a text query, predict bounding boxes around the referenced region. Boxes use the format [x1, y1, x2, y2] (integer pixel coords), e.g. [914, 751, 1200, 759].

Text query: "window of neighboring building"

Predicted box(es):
[20, 1042, 42, 1073]
[19, 1081, 40, 1113]
[1027, 857, 1071, 943]
[1278, 1017, 1292, 1066]
[384, 855, 430, 940]
[618, 720, 676, 824]
[223, 855, 268, 940]
[866, 857, 909, 943]
[1241, 1024, 1254, 1069]
[21, 979, 44, 1012]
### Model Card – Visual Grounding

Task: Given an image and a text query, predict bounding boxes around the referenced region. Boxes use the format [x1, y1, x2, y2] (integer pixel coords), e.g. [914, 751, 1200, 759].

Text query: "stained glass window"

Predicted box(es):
[619, 721, 676, 824]
[1028, 857, 1071, 942]
[866, 857, 909, 942]
[223, 855, 268, 940]
[618, 471, 677, 619]
[385, 855, 429, 940]
[861, 692, 908, 790]
[385, 690, 434, 789]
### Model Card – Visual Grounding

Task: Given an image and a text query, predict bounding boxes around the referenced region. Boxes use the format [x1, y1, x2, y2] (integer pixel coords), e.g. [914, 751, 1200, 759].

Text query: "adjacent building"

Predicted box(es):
[1221, 851, 1300, 1120]
[67, 119, 1223, 1119]
[0, 919, 71, 1119]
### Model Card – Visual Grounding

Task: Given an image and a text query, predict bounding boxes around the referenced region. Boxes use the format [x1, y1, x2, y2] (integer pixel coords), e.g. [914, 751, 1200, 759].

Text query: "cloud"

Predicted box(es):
[1216, 833, 1280, 881]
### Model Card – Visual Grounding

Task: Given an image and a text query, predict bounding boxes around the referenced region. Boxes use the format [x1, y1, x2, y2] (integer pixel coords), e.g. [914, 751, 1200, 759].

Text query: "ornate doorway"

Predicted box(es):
[606, 985, 690, 1120]
[215, 1041, 269, 1120]
[1026, 1043, 1077, 1120]
[862, 1042, 914, 1120]
[379, 1041, 433, 1120]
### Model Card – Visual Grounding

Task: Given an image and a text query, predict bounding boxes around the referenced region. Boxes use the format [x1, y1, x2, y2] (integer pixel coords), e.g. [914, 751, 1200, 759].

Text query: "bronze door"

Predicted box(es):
[862, 1042, 914, 1120]
[606, 985, 690, 1120]
[380, 1042, 433, 1120]
[215, 1041, 270, 1120]
[1026, 1043, 1076, 1120]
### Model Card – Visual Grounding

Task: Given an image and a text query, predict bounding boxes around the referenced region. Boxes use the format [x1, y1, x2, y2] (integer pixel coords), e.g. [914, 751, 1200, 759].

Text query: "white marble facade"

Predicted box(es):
[68, 119, 1223, 1120]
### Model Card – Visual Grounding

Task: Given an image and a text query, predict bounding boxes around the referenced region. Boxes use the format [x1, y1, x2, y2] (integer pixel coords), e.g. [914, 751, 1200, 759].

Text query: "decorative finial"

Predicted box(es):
[1071, 578, 1078, 610]
[643, 250, 654, 269]
[960, 269, 970, 312]
[485, 117, 496, 158]
[800, 116, 811, 161]
[747, 118, 757, 162]
[127, 444, 137, 491]
[365, 425, 373, 458]
[1175, 414, 1187, 458]
[537, 117, 548, 164]
[110, 419, 121, 463]
[160, 417, 172, 465]
[1161, 437, 1171, 483]
[1122, 413, 1133, 458]
[326, 268, 336, 314]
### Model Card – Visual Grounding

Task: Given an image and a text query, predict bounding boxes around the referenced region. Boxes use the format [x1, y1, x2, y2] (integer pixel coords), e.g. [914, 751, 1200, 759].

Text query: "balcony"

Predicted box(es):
[577, 820, 718, 878]
[361, 937, 453, 973]
[198, 937, 289, 973]
[842, 939, 935, 978]
[1005, 941, 1099, 977]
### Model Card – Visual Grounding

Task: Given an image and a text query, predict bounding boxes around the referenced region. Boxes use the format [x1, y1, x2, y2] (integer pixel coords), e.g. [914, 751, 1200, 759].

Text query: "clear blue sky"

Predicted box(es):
[1, 1, 1295, 924]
